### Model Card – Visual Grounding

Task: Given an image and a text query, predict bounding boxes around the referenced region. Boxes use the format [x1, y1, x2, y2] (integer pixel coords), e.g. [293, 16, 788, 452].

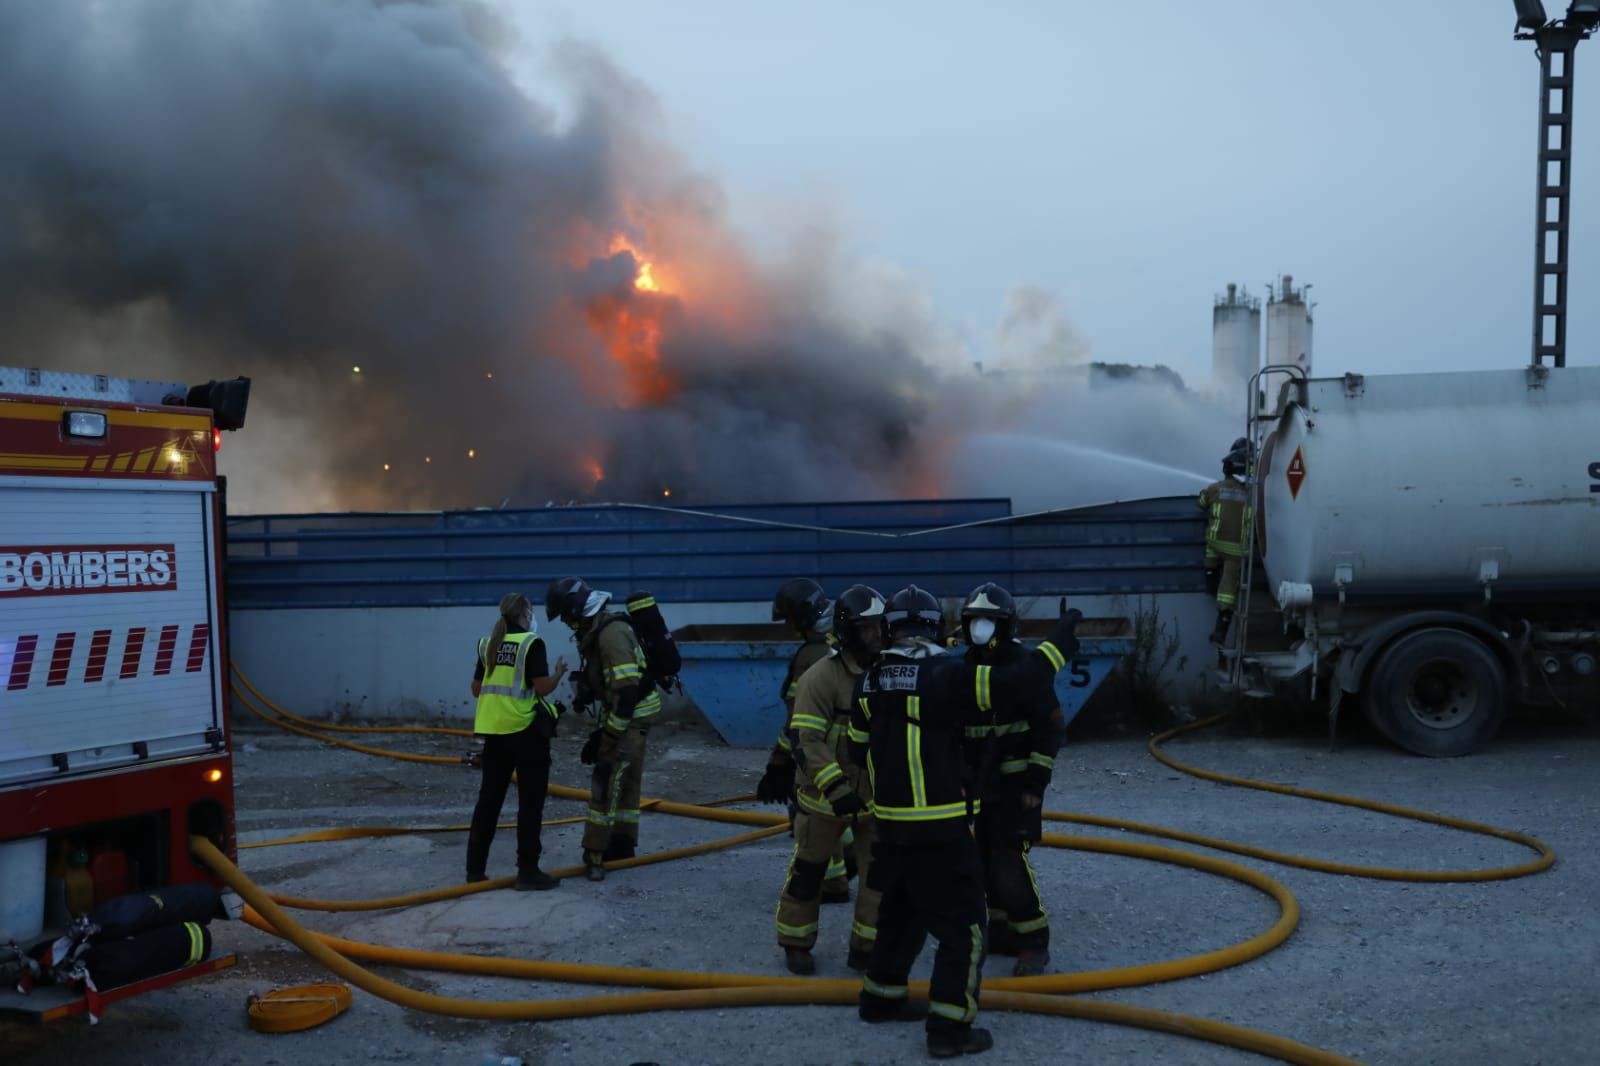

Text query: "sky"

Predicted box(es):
[501, 0, 1594, 381]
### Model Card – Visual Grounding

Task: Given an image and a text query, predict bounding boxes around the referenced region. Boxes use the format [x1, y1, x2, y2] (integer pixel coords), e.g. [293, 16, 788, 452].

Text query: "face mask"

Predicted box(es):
[968, 618, 996, 646]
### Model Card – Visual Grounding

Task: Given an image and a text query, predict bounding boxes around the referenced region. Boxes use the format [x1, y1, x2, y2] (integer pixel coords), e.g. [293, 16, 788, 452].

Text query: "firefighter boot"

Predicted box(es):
[583, 850, 606, 882]
[1209, 609, 1235, 648]
[514, 868, 560, 891]
[987, 917, 1020, 958]
[847, 945, 872, 972]
[928, 1026, 995, 1058]
[1012, 946, 1050, 977]
[858, 997, 929, 1024]
[784, 947, 816, 975]
[602, 836, 637, 862]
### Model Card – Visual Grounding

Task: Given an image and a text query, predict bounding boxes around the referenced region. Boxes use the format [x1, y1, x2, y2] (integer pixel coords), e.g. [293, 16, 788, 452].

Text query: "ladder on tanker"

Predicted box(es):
[1221, 364, 1308, 699]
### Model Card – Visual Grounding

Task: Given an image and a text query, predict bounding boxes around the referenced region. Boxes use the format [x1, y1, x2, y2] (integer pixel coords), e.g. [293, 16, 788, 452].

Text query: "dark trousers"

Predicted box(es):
[466, 722, 551, 877]
[861, 831, 987, 1032]
[975, 783, 1049, 951]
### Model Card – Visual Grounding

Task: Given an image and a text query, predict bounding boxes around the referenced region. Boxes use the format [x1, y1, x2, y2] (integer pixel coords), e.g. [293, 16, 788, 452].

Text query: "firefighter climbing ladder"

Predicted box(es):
[1225, 364, 1308, 701]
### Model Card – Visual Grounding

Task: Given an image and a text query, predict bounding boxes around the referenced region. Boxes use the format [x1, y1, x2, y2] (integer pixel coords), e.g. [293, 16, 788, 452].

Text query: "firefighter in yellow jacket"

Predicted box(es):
[1197, 437, 1253, 647]
[546, 576, 661, 882]
[756, 578, 853, 904]
[774, 584, 887, 975]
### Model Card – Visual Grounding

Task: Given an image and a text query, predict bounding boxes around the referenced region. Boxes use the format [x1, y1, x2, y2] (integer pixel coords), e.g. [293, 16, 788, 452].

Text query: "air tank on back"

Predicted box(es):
[1257, 365, 1600, 604]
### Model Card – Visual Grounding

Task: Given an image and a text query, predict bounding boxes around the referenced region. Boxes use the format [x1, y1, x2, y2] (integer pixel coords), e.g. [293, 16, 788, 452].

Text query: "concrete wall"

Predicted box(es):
[229, 591, 1222, 725]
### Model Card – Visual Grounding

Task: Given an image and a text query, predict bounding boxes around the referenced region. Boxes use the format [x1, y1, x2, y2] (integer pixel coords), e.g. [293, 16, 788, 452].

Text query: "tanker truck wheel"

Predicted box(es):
[1365, 628, 1508, 757]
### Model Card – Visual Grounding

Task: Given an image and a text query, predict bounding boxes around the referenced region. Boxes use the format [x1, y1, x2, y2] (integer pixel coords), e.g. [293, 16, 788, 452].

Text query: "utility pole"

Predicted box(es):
[1515, 1, 1600, 368]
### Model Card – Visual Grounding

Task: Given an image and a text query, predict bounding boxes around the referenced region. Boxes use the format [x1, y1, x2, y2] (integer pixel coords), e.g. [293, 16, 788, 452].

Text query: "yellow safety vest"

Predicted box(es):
[474, 632, 555, 735]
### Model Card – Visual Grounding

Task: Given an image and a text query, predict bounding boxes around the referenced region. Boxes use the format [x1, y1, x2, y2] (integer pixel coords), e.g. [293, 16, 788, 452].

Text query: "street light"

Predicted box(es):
[1515, 0, 1548, 30]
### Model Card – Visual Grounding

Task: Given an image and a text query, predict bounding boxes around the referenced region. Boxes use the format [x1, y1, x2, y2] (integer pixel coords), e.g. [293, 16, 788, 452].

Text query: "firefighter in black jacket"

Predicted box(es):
[850, 585, 1081, 1059]
[960, 582, 1065, 976]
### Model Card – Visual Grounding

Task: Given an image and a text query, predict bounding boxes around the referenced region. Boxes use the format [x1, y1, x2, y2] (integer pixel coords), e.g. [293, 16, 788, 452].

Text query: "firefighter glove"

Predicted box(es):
[757, 758, 796, 804]
[579, 728, 603, 766]
[570, 673, 595, 712]
[830, 791, 868, 818]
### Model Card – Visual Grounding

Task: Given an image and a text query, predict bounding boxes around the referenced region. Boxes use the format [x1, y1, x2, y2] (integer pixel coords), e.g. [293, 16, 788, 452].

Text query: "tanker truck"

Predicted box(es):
[1234, 363, 1599, 756]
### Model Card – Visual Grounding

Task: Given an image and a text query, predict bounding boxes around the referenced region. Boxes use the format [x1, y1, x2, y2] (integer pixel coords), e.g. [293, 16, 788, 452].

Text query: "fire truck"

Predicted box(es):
[0, 366, 249, 1022]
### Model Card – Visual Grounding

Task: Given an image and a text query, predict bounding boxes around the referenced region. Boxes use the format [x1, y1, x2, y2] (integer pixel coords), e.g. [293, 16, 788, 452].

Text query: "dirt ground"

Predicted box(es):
[6, 705, 1600, 1066]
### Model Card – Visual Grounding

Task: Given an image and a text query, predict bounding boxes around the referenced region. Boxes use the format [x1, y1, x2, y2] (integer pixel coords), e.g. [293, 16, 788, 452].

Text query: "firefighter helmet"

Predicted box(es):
[545, 576, 594, 625]
[1222, 437, 1252, 477]
[771, 578, 831, 633]
[832, 584, 888, 657]
[960, 582, 1016, 646]
[886, 584, 943, 639]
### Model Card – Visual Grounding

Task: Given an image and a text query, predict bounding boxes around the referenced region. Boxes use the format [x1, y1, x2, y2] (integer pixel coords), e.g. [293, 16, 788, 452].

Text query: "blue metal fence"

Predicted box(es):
[225, 496, 1206, 609]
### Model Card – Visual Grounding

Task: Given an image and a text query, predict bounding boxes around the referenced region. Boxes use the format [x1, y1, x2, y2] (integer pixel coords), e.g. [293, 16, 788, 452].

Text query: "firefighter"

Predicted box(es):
[774, 584, 886, 975]
[466, 592, 567, 890]
[851, 585, 1081, 1059]
[1198, 437, 1253, 648]
[546, 575, 661, 882]
[959, 582, 1065, 976]
[757, 578, 854, 904]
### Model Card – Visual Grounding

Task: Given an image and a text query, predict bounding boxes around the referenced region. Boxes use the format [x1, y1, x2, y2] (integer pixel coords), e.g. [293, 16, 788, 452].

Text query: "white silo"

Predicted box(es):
[1265, 273, 1313, 378]
[1211, 283, 1261, 405]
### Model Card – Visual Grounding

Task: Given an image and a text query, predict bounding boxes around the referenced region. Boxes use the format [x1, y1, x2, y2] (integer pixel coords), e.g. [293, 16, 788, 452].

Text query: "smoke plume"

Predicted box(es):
[0, 0, 1234, 514]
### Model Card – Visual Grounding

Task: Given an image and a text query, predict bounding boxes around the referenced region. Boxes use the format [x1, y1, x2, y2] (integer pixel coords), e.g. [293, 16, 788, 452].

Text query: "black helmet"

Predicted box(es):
[960, 582, 1016, 646]
[832, 584, 888, 657]
[1222, 436, 1251, 477]
[771, 578, 831, 633]
[886, 584, 943, 639]
[545, 575, 593, 625]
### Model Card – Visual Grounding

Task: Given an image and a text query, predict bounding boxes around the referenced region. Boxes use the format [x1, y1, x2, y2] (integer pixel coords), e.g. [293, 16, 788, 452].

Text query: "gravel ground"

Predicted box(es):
[6, 708, 1600, 1066]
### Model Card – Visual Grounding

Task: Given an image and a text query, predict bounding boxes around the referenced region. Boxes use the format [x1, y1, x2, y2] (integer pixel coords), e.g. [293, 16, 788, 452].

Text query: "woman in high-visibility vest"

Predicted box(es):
[466, 592, 567, 889]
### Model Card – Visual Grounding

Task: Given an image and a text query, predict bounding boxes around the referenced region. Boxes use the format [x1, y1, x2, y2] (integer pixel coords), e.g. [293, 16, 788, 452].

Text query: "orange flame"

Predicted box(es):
[609, 234, 667, 294]
[577, 232, 679, 408]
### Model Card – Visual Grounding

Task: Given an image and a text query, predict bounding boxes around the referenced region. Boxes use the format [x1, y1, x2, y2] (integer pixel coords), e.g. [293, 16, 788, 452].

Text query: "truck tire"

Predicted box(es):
[1364, 627, 1508, 757]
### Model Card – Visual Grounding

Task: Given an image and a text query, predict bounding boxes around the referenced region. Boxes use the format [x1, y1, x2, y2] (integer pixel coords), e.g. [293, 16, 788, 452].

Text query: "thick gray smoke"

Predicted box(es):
[0, 0, 1235, 515]
[0, 0, 945, 511]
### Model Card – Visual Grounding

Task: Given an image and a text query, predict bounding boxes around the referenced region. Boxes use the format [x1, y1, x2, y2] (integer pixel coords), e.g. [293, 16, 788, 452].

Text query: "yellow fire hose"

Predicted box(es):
[194, 836, 1354, 1065]
[1136, 716, 1556, 881]
[215, 665, 1556, 1062]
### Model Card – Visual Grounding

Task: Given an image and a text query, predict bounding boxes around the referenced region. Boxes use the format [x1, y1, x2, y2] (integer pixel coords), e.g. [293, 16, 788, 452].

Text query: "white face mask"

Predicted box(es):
[968, 618, 996, 646]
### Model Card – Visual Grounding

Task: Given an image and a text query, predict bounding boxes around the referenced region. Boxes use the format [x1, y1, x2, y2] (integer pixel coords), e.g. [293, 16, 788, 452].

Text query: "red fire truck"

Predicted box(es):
[0, 366, 249, 1022]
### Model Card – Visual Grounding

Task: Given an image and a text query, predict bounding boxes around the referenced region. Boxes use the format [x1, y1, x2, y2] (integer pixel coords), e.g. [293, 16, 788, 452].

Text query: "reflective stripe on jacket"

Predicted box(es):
[580, 613, 663, 733]
[1198, 476, 1252, 557]
[474, 632, 554, 734]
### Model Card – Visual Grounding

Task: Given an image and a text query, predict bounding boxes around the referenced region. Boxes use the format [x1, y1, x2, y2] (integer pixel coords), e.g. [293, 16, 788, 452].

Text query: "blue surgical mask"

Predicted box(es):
[969, 618, 996, 646]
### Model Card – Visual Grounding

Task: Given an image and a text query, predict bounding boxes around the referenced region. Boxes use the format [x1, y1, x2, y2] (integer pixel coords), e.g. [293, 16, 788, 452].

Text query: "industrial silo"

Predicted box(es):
[1211, 283, 1261, 405]
[1265, 273, 1313, 378]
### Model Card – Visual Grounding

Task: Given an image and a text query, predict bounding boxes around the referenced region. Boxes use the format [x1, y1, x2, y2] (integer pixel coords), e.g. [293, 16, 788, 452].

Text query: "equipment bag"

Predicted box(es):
[85, 921, 212, 989]
[624, 591, 681, 689]
[89, 883, 227, 940]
